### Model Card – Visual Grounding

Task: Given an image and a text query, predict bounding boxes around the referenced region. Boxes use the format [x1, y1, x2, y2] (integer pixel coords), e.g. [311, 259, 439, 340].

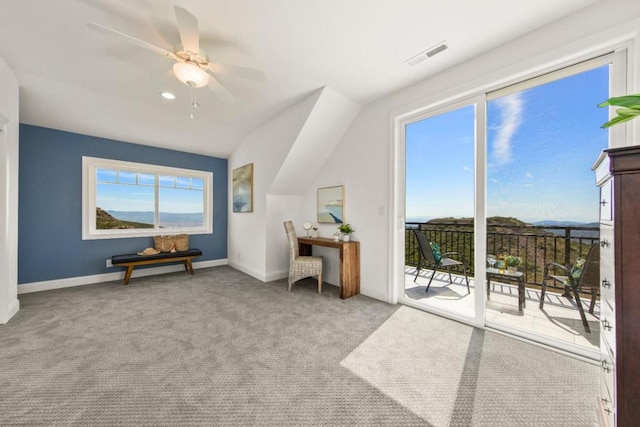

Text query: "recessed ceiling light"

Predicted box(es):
[160, 91, 176, 100]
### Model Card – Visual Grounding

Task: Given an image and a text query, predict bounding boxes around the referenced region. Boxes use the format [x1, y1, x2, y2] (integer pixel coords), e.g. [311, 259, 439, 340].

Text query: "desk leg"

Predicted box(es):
[339, 243, 360, 299]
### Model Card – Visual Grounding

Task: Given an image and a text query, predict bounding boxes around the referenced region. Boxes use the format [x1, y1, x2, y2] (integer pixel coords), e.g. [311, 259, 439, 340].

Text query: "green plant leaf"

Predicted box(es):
[598, 94, 640, 108]
[601, 114, 637, 129]
[616, 108, 640, 116]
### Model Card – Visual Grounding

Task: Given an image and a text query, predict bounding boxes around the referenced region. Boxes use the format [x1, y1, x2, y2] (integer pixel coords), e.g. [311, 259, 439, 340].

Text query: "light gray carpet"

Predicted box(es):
[0, 266, 598, 426]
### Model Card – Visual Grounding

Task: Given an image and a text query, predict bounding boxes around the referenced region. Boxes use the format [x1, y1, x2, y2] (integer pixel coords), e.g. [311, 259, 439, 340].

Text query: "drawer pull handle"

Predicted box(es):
[602, 319, 613, 331]
[602, 279, 611, 288]
[601, 360, 611, 373]
[600, 239, 609, 248]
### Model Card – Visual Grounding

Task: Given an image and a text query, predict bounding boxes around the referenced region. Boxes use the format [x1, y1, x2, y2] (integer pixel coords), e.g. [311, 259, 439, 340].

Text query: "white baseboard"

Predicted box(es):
[227, 260, 267, 282]
[17, 259, 228, 294]
[265, 269, 288, 282]
[0, 299, 20, 324]
[226, 263, 288, 282]
[360, 288, 390, 303]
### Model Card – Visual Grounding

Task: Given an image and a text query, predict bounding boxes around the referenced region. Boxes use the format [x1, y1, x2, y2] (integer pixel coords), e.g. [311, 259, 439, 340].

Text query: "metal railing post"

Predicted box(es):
[564, 228, 571, 268]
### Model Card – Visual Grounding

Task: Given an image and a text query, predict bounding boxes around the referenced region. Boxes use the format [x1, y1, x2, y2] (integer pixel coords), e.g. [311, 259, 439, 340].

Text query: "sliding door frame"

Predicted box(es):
[393, 94, 487, 328]
[390, 47, 629, 354]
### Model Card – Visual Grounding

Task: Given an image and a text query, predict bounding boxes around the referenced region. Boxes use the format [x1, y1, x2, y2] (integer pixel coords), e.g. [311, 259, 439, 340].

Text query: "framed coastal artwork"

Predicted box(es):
[232, 163, 253, 212]
[317, 185, 344, 223]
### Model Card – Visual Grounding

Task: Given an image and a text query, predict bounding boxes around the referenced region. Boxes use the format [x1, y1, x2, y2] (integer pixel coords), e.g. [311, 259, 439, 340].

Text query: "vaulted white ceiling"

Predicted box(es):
[0, 0, 598, 157]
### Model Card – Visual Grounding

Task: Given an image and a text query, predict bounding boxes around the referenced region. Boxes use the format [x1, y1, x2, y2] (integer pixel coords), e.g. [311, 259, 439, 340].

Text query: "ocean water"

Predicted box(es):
[108, 210, 204, 227]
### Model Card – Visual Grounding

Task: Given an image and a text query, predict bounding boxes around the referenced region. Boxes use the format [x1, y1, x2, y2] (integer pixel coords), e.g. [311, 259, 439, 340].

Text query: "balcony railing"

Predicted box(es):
[406, 222, 599, 289]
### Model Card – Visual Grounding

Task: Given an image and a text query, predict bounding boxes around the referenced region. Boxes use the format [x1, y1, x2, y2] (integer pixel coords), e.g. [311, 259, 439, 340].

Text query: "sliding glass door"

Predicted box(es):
[403, 100, 482, 323]
[397, 50, 626, 356]
[484, 56, 619, 356]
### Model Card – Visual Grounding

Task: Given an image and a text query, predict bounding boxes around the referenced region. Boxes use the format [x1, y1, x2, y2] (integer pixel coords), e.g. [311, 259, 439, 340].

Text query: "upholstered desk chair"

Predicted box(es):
[283, 221, 323, 292]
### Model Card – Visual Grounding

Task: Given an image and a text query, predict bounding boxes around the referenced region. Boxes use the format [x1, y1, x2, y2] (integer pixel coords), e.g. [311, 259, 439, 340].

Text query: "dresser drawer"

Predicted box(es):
[597, 391, 615, 427]
[601, 349, 616, 400]
[599, 356, 616, 427]
[599, 178, 613, 222]
[600, 261, 615, 311]
[600, 304, 616, 357]
[599, 225, 614, 264]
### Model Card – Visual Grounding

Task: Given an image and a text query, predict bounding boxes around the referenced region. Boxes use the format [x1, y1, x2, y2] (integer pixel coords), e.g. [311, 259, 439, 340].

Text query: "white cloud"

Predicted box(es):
[525, 172, 533, 179]
[489, 178, 499, 183]
[493, 92, 524, 165]
[462, 166, 473, 172]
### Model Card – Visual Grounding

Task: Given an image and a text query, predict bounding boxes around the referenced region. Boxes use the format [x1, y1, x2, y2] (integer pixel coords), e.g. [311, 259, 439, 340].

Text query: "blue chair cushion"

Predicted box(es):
[564, 257, 586, 286]
[430, 242, 442, 263]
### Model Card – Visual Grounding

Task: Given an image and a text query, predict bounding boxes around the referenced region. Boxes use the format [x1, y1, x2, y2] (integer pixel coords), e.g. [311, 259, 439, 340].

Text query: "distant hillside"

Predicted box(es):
[424, 216, 530, 233]
[531, 220, 599, 239]
[96, 208, 153, 229]
[532, 220, 599, 228]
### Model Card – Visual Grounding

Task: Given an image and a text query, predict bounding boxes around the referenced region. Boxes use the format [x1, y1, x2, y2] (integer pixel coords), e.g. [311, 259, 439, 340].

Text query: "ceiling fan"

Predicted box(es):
[88, 5, 265, 106]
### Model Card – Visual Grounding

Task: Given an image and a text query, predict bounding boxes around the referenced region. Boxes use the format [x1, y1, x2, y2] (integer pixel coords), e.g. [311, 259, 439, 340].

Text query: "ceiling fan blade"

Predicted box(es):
[206, 75, 236, 104]
[174, 6, 199, 53]
[88, 22, 176, 60]
[208, 62, 266, 82]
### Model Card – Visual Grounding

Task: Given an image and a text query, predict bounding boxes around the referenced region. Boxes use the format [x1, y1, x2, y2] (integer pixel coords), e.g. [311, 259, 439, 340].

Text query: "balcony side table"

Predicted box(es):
[486, 268, 525, 312]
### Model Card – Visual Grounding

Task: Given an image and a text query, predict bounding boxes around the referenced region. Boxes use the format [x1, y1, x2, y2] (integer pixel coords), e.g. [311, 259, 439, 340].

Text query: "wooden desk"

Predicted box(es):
[297, 237, 360, 299]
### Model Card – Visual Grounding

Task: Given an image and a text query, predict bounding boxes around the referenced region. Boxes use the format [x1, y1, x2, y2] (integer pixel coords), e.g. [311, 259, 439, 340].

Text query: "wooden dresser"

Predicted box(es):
[593, 146, 640, 427]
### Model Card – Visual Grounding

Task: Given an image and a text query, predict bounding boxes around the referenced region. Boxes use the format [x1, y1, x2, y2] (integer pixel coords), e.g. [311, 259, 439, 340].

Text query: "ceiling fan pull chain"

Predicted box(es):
[190, 85, 195, 119]
[189, 85, 200, 119]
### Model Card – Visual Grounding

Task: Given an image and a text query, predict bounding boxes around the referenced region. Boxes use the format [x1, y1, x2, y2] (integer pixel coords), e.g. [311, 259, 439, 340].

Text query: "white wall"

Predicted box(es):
[265, 194, 302, 280]
[0, 56, 19, 324]
[302, 102, 392, 300]
[229, 86, 360, 283]
[301, 0, 640, 302]
[228, 91, 321, 280]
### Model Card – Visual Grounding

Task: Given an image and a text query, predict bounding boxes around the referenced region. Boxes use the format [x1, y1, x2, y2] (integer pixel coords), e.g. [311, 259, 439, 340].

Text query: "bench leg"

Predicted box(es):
[124, 265, 134, 285]
[183, 260, 189, 272]
[186, 259, 194, 275]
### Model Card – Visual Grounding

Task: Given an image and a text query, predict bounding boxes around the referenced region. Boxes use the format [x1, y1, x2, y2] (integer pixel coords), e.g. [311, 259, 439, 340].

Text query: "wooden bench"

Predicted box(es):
[111, 248, 202, 285]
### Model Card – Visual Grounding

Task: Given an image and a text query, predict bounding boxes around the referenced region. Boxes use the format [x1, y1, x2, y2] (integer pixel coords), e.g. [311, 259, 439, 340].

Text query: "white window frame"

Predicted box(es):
[82, 156, 213, 240]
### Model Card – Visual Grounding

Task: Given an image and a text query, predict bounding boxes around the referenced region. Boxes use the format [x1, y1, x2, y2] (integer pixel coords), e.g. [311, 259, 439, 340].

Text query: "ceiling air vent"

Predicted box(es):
[405, 41, 448, 67]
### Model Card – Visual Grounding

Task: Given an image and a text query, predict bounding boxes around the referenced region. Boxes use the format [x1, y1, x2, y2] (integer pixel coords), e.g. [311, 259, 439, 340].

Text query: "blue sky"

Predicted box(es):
[97, 184, 204, 213]
[96, 171, 204, 213]
[406, 65, 609, 223]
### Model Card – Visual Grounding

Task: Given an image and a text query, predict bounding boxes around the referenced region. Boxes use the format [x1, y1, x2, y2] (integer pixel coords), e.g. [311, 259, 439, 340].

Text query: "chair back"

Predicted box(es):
[413, 230, 437, 264]
[283, 221, 299, 261]
[578, 243, 600, 290]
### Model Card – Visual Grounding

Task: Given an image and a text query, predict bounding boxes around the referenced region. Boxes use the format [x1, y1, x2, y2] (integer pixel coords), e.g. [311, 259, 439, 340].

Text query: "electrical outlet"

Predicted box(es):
[106, 259, 113, 268]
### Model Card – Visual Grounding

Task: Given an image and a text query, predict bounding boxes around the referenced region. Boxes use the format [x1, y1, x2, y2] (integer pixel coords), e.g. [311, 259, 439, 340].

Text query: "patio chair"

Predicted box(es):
[541, 243, 600, 333]
[283, 221, 323, 293]
[412, 230, 469, 293]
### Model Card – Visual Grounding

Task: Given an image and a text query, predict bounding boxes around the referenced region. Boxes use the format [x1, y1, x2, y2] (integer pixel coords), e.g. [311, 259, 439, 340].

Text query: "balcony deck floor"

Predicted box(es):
[404, 266, 600, 352]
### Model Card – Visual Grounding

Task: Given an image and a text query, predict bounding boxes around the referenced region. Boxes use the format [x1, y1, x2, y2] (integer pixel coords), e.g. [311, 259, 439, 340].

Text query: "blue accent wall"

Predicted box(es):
[18, 124, 228, 284]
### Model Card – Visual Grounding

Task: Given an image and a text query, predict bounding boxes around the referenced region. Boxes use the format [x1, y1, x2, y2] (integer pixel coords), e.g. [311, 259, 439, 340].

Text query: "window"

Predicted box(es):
[82, 157, 213, 239]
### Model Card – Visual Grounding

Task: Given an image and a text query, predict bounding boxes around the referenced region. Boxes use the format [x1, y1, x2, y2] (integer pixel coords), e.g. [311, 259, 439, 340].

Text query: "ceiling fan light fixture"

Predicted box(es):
[173, 62, 209, 88]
